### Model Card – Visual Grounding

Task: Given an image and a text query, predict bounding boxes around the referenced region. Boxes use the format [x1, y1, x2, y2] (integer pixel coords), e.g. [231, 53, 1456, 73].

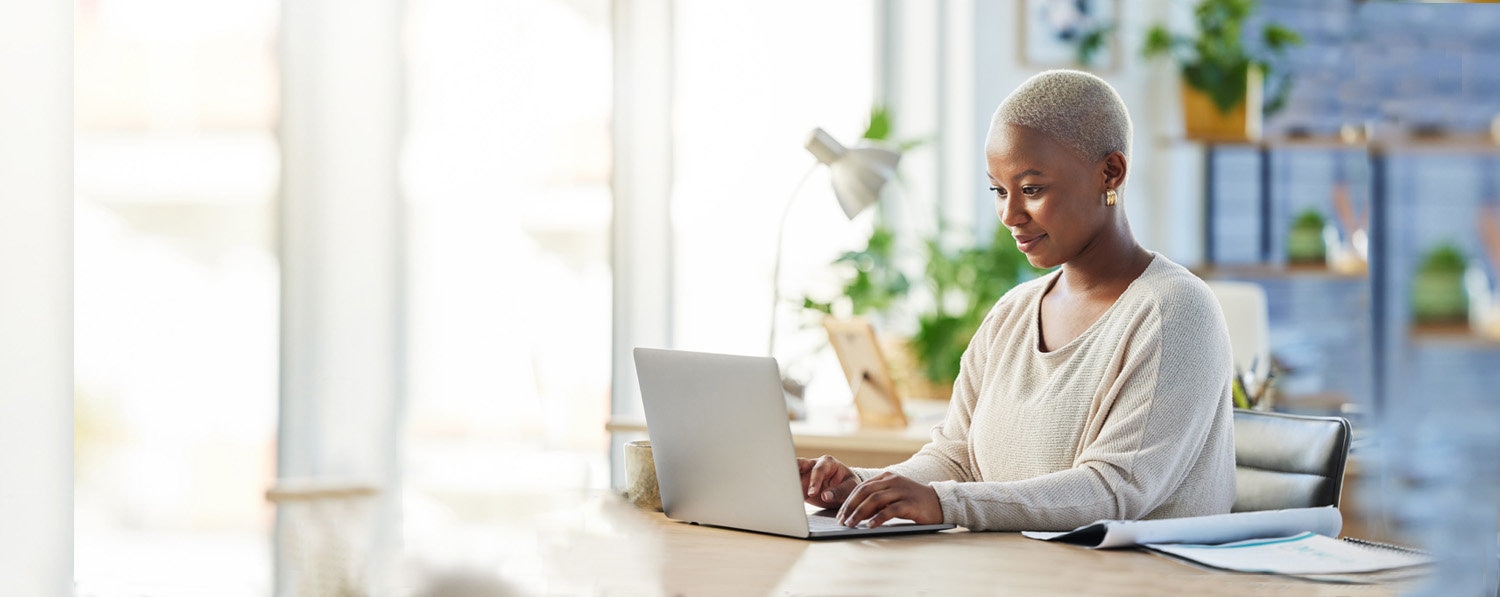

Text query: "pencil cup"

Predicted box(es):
[624, 440, 662, 511]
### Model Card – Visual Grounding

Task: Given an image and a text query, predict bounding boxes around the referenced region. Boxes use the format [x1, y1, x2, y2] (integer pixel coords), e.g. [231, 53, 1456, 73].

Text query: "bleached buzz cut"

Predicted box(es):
[989, 69, 1132, 162]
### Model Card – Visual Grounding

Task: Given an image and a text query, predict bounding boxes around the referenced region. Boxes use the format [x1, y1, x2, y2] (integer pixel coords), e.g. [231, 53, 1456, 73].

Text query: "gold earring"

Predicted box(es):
[1104, 188, 1118, 206]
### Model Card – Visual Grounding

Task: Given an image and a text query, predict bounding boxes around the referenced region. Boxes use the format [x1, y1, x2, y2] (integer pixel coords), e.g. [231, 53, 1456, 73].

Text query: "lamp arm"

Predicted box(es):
[769, 162, 822, 357]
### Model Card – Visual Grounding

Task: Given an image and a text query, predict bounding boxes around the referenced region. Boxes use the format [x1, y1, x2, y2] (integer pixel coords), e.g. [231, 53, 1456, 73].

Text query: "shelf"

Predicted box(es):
[1256, 133, 1370, 150]
[1408, 322, 1500, 349]
[1193, 262, 1368, 281]
[1155, 133, 1361, 150]
[1158, 131, 1500, 153]
[1371, 131, 1500, 154]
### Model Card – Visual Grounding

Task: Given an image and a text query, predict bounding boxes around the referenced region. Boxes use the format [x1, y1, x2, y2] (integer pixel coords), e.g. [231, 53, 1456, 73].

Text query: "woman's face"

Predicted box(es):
[985, 123, 1114, 270]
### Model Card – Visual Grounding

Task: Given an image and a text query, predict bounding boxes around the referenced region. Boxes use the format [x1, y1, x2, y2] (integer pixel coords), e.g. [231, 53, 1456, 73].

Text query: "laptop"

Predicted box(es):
[632, 347, 956, 539]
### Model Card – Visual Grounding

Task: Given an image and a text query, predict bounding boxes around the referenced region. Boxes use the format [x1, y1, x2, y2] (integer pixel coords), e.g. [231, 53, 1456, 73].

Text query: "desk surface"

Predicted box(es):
[476, 492, 1410, 596]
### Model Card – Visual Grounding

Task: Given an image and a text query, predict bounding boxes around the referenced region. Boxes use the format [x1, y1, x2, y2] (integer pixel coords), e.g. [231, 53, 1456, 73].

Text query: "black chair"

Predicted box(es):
[1231, 409, 1352, 512]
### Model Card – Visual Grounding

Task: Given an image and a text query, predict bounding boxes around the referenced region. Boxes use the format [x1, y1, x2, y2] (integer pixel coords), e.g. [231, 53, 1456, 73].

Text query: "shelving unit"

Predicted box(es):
[1201, 135, 1367, 266]
[1200, 133, 1500, 418]
[1193, 263, 1366, 281]
[1371, 137, 1500, 352]
[1239, 0, 1500, 572]
[1199, 137, 1375, 415]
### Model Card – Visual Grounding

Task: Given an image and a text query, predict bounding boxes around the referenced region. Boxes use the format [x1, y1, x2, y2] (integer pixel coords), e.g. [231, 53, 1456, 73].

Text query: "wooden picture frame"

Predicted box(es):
[822, 317, 907, 428]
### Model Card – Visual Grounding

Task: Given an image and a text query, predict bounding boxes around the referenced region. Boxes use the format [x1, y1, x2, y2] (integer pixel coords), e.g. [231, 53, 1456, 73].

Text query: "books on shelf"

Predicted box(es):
[1023, 507, 1430, 576]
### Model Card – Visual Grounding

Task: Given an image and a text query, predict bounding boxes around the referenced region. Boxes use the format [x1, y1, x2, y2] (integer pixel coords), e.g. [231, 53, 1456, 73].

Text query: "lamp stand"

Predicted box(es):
[768, 163, 821, 357]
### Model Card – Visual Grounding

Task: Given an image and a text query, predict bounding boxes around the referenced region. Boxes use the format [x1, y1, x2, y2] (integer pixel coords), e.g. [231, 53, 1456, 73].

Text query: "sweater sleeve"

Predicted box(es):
[929, 288, 1233, 531]
[848, 302, 1010, 485]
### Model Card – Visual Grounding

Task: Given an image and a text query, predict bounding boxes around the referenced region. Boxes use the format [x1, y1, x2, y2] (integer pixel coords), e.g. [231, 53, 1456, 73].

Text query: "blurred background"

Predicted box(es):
[4, 0, 1491, 594]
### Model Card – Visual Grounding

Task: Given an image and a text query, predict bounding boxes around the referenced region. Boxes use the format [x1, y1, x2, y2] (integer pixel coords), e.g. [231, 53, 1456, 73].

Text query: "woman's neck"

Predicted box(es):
[1057, 223, 1151, 298]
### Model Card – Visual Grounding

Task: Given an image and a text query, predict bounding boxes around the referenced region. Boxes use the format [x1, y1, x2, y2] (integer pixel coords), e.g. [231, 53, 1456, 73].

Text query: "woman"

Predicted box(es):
[801, 70, 1236, 531]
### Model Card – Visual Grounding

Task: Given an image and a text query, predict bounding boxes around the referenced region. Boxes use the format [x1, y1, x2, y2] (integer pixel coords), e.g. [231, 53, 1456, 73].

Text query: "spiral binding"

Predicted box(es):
[1340, 536, 1430, 556]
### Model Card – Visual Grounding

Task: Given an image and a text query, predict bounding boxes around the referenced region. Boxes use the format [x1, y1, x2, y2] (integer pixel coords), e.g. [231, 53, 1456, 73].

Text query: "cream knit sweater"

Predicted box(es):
[854, 254, 1236, 531]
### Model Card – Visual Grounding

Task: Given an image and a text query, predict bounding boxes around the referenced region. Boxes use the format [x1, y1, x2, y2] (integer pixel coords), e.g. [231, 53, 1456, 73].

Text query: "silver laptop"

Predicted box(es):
[632, 347, 956, 539]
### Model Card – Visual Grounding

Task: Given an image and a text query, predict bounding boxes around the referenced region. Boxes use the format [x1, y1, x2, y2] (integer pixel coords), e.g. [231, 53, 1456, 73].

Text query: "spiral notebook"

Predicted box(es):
[1145, 532, 1430, 576]
[1024, 507, 1431, 578]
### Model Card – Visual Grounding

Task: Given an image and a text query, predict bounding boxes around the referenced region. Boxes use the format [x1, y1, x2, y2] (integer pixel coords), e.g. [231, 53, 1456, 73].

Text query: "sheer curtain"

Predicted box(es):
[73, 1, 281, 593]
[398, 0, 615, 577]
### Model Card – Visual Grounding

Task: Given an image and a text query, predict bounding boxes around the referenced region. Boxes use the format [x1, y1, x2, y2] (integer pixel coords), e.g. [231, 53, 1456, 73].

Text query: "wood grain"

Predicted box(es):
[485, 492, 1415, 596]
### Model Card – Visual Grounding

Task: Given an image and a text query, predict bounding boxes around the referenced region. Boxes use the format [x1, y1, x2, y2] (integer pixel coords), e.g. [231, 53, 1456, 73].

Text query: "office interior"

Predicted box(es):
[3, 0, 1497, 594]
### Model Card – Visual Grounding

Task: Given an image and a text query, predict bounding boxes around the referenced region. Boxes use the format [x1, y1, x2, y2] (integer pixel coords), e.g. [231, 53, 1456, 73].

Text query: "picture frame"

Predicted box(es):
[822, 317, 907, 429]
[1020, 0, 1118, 71]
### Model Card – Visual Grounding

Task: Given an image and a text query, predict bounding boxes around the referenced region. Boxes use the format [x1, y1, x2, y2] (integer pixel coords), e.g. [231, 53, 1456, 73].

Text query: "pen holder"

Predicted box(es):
[624, 440, 662, 511]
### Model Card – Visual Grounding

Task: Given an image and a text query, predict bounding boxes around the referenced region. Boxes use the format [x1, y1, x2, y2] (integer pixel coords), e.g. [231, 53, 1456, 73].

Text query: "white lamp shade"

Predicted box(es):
[805, 127, 901, 220]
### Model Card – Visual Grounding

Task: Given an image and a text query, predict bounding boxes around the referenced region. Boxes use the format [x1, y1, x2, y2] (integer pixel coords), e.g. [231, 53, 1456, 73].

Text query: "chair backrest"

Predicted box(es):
[1206, 280, 1271, 382]
[1231, 409, 1352, 512]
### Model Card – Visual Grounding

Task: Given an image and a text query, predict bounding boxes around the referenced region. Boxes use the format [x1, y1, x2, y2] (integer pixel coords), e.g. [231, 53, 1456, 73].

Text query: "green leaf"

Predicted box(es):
[1292, 208, 1325, 230]
[1141, 26, 1175, 59]
[1140, 0, 1304, 118]
[1420, 242, 1467, 273]
[863, 106, 892, 142]
[1075, 24, 1111, 67]
[802, 297, 833, 315]
[1263, 24, 1302, 51]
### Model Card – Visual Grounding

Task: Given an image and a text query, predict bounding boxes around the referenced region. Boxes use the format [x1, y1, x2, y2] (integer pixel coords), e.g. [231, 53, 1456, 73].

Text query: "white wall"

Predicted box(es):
[609, 0, 675, 487]
[0, 0, 73, 594]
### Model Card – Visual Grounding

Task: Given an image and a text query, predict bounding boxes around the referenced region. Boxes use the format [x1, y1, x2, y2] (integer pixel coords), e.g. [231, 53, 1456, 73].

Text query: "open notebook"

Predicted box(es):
[1024, 507, 1430, 576]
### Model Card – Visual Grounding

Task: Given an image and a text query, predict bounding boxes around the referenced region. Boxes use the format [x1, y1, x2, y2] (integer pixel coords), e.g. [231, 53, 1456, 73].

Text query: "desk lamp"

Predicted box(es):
[768, 127, 901, 356]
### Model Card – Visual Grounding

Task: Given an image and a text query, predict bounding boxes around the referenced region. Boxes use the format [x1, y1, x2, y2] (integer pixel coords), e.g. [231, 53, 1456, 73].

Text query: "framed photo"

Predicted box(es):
[822, 317, 907, 429]
[1020, 0, 1118, 71]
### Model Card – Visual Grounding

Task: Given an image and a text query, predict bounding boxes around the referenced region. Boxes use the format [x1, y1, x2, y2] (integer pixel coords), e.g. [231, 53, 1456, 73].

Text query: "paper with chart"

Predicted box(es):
[1146, 532, 1431, 575]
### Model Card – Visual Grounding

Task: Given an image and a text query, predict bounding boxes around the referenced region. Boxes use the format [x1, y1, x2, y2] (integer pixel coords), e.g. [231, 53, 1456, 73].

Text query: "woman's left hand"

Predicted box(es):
[836, 471, 943, 528]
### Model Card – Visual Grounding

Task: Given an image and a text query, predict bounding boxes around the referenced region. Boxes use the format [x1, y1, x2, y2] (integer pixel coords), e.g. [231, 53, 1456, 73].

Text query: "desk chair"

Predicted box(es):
[1206, 281, 1270, 382]
[1231, 409, 1352, 512]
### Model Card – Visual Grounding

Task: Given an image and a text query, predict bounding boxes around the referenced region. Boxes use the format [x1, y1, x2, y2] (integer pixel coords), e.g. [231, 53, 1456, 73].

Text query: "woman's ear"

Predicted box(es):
[1100, 151, 1127, 189]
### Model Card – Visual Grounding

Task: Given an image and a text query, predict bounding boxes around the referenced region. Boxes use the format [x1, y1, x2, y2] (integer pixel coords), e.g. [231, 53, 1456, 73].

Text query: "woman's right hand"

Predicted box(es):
[797, 455, 858, 509]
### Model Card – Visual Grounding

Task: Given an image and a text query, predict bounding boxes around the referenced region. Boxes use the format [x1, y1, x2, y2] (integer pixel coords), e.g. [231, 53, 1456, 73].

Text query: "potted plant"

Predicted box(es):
[908, 225, 1044, 393]
[1286, 208, 1326, 264]
[1412, 242, 1470, 325]
[804, 224, 1044, 400]
[1142, 0, 1302, 141]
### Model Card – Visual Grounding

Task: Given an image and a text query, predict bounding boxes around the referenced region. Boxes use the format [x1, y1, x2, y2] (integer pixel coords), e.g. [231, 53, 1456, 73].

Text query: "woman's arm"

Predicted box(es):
[844, 302, 1015, 486]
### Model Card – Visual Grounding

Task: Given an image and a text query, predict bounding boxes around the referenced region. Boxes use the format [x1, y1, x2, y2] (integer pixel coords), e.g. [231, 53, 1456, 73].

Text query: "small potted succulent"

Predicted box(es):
[1286, 208, 1327, 264]
[1411, 242, 1469, 325]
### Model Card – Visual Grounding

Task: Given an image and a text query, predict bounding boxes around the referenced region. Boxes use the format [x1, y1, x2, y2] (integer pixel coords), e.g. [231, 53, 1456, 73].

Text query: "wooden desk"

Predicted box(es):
[468, 492, 1411, 596]
[606, 399, 947, 468]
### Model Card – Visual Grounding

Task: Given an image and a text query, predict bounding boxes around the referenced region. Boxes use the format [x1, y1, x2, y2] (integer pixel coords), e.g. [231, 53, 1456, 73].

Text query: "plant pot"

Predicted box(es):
[880, 336, 954, 401]
[1179, 69, 1262, 142]
[1286, 226, 1325, 263]
[1412, 270, 1469, 324]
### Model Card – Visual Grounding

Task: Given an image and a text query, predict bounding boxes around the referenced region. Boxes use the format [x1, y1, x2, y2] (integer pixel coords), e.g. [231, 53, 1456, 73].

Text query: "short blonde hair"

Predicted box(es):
[989, 69, 1132, 161]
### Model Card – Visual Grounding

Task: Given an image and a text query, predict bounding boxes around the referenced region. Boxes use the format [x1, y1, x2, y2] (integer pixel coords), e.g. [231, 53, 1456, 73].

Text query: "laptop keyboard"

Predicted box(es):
[808, 512, 925, 533]
[807, 513, 857, 532]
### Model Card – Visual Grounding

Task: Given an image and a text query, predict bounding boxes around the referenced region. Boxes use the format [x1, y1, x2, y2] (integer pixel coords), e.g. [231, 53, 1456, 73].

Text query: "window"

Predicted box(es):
[400, 0, 614, 538]
[74, 0, 280, 593]
[671, 1, 876, 378]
